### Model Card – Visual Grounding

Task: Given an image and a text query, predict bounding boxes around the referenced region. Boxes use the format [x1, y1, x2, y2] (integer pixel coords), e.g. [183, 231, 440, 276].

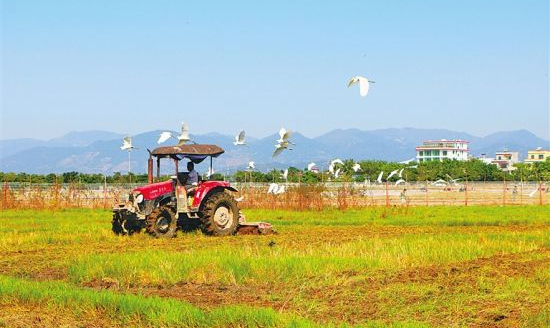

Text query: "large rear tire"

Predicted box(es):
[146, 206, 177, 238]
[200, 192, 239, 236]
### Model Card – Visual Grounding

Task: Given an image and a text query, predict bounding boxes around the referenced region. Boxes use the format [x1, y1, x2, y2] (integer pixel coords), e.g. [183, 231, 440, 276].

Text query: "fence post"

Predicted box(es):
[425, 180, 429, 206]
[385, 181, 389, 207]
[539, 181, 543, 206]
[464, 179, 468, 206]
[502, 179, 506, 206]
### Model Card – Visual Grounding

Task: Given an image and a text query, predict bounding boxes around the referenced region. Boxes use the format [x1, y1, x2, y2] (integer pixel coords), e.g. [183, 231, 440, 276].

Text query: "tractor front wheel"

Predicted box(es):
[200, 192, 239, 236]
[112, 211, 142, 235]
[146, 206, 177, 238]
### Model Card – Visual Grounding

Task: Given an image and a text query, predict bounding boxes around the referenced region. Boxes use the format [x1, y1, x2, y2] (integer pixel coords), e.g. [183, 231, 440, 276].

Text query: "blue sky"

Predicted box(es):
[1, 0, 548, 140]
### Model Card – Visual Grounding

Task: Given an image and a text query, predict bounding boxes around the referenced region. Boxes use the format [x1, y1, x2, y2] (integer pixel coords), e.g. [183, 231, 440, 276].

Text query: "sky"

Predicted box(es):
[1, 0, 549, 140]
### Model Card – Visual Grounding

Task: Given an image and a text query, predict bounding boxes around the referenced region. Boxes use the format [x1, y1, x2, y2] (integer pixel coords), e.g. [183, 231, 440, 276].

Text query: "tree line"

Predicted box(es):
[2, 158, 548, 184]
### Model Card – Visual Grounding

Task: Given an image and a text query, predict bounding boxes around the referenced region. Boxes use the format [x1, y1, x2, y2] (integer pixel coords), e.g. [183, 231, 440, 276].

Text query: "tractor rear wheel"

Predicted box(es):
[146, 206, 177, 238]
[200, 192, 239, 236]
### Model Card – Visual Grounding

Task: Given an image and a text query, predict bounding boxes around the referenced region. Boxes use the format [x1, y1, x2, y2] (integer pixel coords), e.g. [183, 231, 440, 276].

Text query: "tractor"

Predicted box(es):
[112, 144, 274, 237]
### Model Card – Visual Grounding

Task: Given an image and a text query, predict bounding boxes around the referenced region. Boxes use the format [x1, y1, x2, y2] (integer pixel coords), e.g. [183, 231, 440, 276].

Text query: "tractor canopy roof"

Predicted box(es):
[151, 144, 224, 163]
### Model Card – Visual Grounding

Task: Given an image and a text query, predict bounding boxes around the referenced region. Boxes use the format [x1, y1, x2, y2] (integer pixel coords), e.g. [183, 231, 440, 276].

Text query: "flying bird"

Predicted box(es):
[120, 137, 135, 150]
[329, 159, 344, 174]
[157, 122, 192, 145]
[267, 183, 278, 194]
[281, 169, 288, 180]
[347, 76, 375, 97]
[233, 130, 247, 146]
[277, 127, 294, 145]
[395, 179, 406, 186]
[399, 158, 416, 164]
[275, 184, 286, 194]
[376, 171, 384, 184]
[307, 162, 318, 172]
[352, 163, 362, 173]
[177, 122, 191, 145]
[387, 169, 399, 180]
[247, 161, 255, 170]
[273, 127, 295, 157]
[157, 132, 173, 144]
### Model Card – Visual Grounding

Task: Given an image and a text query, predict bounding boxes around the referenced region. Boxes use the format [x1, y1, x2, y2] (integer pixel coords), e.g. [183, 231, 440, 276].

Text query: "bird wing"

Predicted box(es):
[377, 171, 383, 183]
[334, 168, 341, 178]
[282, 129, 293, 141]
[398, 168, 404, 178]
[121, 137, 132, 149]
[267, 183, 278, 194]
[272, 146, 284, 157]
[179, 122, 190, 141]
[528, 188, 538, 197]
[278, 127, 287, 140]
[157, 132, 172, 144]
[283, 169, 288, 179]
[387, 169, 398, 180]
[237, 130, 246, 143]
[347, 77, 358, 88]
[395, 179, 405, 186]
[358, 77, 370, 97]
[276, 185, 285, 194]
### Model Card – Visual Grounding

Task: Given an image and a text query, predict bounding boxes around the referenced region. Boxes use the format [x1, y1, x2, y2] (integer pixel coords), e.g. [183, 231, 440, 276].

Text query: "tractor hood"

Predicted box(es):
[133, 180, 174, 200]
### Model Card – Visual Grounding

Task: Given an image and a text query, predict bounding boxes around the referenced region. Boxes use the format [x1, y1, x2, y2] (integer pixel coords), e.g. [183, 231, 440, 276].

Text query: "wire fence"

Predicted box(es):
[1, 180, 548, 211]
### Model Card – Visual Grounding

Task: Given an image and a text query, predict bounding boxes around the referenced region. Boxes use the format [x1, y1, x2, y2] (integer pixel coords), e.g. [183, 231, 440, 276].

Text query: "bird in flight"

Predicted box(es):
[120, 137, 136, 150]
[157, 122, 192, 145]
[234, 130, 247, 146]
[273, 127, 294, 157]
[347, 76, 375, 97]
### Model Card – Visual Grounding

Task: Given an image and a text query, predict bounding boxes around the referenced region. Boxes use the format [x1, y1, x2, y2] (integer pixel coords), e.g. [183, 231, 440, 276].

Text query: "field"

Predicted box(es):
[0, 206, 549, 327]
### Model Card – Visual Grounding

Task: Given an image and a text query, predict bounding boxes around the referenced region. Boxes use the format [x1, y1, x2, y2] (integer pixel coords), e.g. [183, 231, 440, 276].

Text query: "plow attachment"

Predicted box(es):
[236, 213, 277, 235]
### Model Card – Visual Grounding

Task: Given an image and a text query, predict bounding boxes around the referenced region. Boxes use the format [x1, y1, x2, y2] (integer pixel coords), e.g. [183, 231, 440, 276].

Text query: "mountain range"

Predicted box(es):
[0, 128, 548, 174]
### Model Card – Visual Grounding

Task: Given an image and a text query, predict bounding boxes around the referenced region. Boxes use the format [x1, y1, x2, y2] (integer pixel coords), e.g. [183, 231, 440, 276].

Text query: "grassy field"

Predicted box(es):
[0, 206, 548, 327]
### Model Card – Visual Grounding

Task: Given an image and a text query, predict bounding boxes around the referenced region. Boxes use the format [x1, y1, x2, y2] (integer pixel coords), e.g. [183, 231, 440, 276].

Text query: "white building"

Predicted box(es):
[492, 150, 519, 172]
[416, 139, 469, 162]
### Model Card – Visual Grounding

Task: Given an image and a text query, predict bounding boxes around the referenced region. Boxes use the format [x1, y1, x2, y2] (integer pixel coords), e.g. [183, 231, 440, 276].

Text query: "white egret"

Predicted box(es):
[177, 122, 191, 145]
[120, 136, 137, 182]
[376, 171, 384, 184]
[387, 169, 399, 180]
[157, 131, 173, 144]
[347, 76, 375, 97]
[267, 183, 278, 194]
[234, 130, 247, 146]
[399, 157, 416, 164]
[352, 163, 361, 173]
[275, 184, 286, 194]
[329, 158, 344, 174]
[247, 161, 255, 170]
[307, 162, 317, 172]
[281, 169, 288, 180]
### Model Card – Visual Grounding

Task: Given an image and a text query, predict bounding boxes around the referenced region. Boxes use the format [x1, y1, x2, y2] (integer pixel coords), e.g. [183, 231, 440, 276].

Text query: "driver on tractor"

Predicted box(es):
[184, 162, 199, 193]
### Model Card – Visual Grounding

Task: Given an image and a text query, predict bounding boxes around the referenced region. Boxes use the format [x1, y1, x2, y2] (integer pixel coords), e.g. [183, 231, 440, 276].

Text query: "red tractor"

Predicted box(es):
[112, 144, 274, 237]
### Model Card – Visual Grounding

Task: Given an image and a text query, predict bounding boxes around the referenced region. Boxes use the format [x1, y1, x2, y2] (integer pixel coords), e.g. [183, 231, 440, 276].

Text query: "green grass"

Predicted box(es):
[0, 206, 548, 327]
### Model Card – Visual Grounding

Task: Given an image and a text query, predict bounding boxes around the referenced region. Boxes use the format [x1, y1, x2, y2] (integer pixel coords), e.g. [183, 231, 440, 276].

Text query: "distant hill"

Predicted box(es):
[0, 128, 548, 174]
[0, 130, 124, 158]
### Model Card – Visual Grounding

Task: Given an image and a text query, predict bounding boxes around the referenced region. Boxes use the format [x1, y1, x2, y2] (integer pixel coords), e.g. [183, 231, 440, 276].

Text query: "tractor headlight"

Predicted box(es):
[135, 194, 144, 204]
